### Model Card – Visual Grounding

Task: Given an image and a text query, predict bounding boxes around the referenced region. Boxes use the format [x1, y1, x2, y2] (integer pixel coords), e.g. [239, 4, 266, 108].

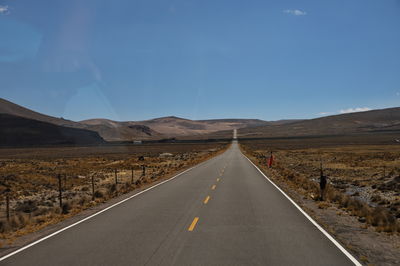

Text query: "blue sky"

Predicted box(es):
[1, 0, 399, 121]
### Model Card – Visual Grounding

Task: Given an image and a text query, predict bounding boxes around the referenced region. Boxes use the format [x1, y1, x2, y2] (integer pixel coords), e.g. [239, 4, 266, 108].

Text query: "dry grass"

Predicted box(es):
[317, 202, 331, 209]
[0, 142, 229, 243]
[241, 141, 400, 234]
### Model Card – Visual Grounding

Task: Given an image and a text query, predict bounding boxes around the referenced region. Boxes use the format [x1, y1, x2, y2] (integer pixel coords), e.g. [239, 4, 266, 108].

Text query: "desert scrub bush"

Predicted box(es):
[338, 194, 351, 209]
[346, 198, 362, 213]
[33, 215, 46, 224]
[15, 200, 38, 213]
[366, 208, 384, 226]
[78, 196, 89, 206]
[353, 203, 370, 219]
[18, 213, 31, 227]
[61, 202, 71, 214]
[8, 213, 31, 230]
[0, 219, 8, 233]
[326, 187, 343, 203]
[366, 207, 398, 233]
[109, 184, 117, 194]
[282, 169, 295, 180]
[318, 202, 330, 209]
[9, 215, 21, 229]
[33, 206, 50, 217]
[93, 190, 104, 198]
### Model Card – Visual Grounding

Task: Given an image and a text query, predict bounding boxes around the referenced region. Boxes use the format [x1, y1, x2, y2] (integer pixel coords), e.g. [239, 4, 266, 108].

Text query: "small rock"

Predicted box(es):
[358, 217, 366, 223]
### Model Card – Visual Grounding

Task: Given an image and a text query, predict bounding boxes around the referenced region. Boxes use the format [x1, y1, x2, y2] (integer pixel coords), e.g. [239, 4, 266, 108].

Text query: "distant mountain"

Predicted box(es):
[0, 114, 105, 146]
[80, 119, 161, 141]
[266, 119, 304, 126]
[0, 98, 308, 142]
[81, 116, 272, 139]
[0, 98, 84, 129]
[138, 116, 271, 136]
[238, 107, 400, 138]
[10, 97, 385, 143]
[0, 98, 160, 142]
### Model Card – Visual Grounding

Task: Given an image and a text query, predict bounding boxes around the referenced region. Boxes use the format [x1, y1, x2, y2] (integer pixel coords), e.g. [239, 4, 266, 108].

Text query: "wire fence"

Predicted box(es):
[0, 149, 225, 235]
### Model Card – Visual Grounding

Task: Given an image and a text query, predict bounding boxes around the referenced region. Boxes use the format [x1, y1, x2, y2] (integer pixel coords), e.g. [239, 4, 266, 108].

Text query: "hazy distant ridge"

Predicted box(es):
[2, 98, 398, 143]
[239, 107, 400, 138]
[80, 116, 272, 139]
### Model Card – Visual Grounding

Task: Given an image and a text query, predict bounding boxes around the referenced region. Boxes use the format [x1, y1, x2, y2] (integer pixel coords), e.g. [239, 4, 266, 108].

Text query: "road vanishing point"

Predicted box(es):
[0, 141, 360, 266]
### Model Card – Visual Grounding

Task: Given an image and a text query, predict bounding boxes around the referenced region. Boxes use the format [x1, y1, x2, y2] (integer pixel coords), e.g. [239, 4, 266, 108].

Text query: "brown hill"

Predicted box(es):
[137, 116, 271, 136]
[0, 114, 105, 146]
[238, 107, 400, 138]
[81, 116, 272, 138]
[0, 98, 160, 142]
[80, 119, 161, 141]
[0, 98, 84, 129]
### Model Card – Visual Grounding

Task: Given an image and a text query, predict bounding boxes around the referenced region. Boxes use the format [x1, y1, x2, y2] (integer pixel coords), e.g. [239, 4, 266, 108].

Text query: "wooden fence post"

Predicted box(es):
[5, 189, 10, 222]
[58, 174, 63, 209]
[114, 169, 118, 195]
[131, 168, 134, 184]
[91, 175, 95, 201]
[142, 165, 146, 177]
[64, 174, 67, 190]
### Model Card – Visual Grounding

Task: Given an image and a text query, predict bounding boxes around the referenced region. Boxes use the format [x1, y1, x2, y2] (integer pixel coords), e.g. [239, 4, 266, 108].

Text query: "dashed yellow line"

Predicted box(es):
[188, 217, 199, 231]
[211, 184, 216, 190]
[204, 196, 210, 204]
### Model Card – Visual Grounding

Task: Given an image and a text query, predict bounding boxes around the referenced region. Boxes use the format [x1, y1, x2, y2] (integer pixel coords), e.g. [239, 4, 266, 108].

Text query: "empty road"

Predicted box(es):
[1, 141, 358, 265]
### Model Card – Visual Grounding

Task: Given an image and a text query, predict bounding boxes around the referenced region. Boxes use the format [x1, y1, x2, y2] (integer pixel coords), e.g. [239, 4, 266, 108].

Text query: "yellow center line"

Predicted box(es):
[211, 184, 216, 190]
[204, 196, 210, 204]
[188, 217, 199, 231]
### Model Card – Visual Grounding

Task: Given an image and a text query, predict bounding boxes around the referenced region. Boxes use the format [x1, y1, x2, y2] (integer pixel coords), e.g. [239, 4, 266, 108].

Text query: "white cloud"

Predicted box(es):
[318, 112, 332, 116]
[339, 107, 371, 114]
[0, 5, 9, 14]
[284, 9, 307, 16]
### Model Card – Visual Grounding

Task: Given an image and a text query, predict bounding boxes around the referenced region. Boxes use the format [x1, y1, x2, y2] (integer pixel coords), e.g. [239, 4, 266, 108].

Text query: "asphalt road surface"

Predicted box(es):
[1, 141, 358, 266]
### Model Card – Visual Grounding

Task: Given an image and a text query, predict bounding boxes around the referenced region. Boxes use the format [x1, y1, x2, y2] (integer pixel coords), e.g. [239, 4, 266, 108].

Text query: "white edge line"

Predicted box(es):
[242, 153, 362, 266]
[0, 157, 213, 262]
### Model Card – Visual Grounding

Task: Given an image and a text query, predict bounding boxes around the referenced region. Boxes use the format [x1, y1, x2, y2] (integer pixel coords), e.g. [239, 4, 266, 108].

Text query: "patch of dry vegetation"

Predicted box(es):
[0, 142, 228, 244]
[240, 141, 400, 234]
